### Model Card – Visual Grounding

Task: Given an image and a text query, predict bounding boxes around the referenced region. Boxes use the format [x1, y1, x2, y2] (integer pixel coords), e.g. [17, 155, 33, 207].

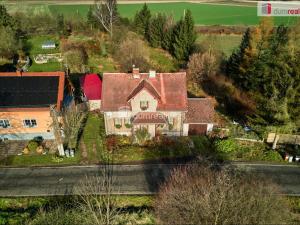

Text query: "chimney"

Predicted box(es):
[132, 66, 140, 79]
[149, 70, 156, 78]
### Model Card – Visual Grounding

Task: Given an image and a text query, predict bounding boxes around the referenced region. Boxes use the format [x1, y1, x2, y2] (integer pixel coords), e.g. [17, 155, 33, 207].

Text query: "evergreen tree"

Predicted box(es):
[171, 10, 196, 61]
[57, 14, 65, 36]
[161, 15, 174, 51]
[184, 10, 196, 55]
[133, 3, 151, 36]
[0, 5, 15, 29]
[147, 13, 166, 48]
[87, 6, 98, 30]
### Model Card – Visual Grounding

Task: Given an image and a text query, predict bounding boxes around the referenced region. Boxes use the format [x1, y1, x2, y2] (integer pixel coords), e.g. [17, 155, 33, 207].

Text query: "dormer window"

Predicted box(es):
[140, 101, 149, 111]
[0, 119, 10, 128]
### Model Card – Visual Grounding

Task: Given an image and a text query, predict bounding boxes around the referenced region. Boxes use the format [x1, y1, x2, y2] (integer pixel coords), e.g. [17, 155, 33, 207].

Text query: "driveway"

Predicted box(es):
[0, 162, 299, 196]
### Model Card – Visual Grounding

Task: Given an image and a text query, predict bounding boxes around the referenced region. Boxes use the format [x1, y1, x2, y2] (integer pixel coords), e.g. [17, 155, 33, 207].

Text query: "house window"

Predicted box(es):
[0, 120, 10, 128]
[23, 119, 37, 128]
[140, 101, 149, 110]
[124, 118, 132, 128]
[114, 118, 122, 129]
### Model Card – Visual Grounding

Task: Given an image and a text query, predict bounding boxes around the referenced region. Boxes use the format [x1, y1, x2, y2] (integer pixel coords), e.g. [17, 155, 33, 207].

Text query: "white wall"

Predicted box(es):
[89, 100, 101, 111]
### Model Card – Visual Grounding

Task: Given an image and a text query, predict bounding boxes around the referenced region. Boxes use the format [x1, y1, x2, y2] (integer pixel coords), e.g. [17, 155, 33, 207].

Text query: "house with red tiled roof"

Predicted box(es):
[101, 68, 216, 137]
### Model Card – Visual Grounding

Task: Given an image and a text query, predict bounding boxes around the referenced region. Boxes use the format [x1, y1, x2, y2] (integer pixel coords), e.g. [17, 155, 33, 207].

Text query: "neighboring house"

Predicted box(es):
[0, 71, 65, 140]
[101, 68, 215, 137]
[42, 41, 56, 49]
[80, 73, 102, 111]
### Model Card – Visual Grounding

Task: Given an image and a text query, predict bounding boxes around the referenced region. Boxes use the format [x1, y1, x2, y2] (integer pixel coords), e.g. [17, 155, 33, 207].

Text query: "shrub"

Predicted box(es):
[125, 123, 132, 129]
[263, 150, 283, 161]
[106, 135, 119, 152]
[116, 135, 132, 146]
[116, 33, 150, 72]
[27, 140, 39, 152]
[214, 138, 238, 154]
[115, 124, 122, 129]
[135, 127, 151, 146]
[155, 164, 292, 225]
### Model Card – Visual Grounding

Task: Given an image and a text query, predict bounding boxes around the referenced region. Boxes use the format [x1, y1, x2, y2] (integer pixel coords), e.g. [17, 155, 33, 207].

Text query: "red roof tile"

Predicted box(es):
[185, 98, 215, 124]
[132, 112, 167, 124]
[101, 72, 187, 111]
[80, 74, 102, 100]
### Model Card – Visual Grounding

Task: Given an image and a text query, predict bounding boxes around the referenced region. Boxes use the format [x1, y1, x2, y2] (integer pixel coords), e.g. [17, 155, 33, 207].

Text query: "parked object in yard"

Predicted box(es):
[70, 149, 75, 157]
[42, 41, 56, 49]
[295, 156, 300, 162]
[64, 149, 70, 158]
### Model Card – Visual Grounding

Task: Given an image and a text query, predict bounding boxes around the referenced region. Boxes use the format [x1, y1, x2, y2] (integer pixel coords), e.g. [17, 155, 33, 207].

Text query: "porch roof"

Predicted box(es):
[132, 112, 167, 124]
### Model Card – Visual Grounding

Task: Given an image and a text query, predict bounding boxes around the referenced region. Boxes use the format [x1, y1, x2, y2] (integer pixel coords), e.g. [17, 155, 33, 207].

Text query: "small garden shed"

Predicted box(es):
[80, 73, 102, 111]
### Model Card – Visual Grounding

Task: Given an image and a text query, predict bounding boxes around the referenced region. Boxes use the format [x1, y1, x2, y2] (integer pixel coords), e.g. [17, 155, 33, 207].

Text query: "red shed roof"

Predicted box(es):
[80, 74, 102, 100]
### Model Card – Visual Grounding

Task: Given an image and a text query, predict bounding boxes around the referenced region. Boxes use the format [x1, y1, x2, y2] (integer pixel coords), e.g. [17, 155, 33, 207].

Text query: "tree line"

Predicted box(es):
[133, 4, 196, 63]
[226, 18, 300, 129]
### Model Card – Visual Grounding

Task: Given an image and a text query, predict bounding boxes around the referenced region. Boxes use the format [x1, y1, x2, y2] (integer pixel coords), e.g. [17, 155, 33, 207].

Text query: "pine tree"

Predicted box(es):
[161, 15, 174, 51]
[87, 6, 97, 30]
[133, 3, 151, 36]
[171, 10, 196, 61]
[184, 10, 196, 56]
[147, 13, 166, 48]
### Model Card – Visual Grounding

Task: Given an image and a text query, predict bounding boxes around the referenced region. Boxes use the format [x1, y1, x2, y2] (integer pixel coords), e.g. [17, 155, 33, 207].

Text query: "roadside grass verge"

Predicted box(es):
[0, 152, 81, 167]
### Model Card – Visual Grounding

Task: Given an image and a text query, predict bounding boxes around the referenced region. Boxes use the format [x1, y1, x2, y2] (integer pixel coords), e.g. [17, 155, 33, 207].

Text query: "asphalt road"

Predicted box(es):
[0, 162, 299, 197]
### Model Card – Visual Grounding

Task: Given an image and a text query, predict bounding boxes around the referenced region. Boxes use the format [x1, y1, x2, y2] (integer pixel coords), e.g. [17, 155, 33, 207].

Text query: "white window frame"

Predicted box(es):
[0, 119, 11, 128]
[114, 118, 122, 126]
[23, 119, 37, 128]
[124, 118, 131, 125]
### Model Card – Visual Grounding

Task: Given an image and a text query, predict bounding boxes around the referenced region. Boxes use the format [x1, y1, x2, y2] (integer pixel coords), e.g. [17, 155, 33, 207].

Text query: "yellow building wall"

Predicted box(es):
[0, 110, 52, 135]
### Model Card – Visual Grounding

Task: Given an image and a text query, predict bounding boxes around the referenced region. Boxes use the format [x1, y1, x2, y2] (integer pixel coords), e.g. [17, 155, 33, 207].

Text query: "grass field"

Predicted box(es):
[197, 34, 242, 56]
[7, 3, 299, 26]
[53, 3, 299, 25]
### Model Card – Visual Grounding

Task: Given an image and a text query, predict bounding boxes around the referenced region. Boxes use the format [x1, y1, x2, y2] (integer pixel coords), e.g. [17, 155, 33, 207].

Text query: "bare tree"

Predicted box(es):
[187, 50, 218, 83]
[63, 105, 87, 150]
[75, 163, 120, 225]
[94, 0, 118, 37]
[155, 163, 292, 225]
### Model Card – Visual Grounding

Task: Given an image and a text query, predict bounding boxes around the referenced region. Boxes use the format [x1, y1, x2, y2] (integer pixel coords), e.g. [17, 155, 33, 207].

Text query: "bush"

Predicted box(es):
[214, 138, 238, 154]
[116, 33, 150, 72]
[155, 164, 292, 225]
[135, 127, 150, 146]
[27, 140, 39, 152]
[263, 150, 283, 161]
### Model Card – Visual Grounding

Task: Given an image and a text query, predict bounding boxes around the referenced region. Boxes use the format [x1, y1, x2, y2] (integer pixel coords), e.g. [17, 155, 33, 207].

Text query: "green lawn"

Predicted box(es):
[0, 153, 81, 167]
[26, 35, 60, 55]
[28, 61, 62, 72]
[46, 3, 298, 26]
[25, 35, 62, 72]
[197, 34, 242, 57]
